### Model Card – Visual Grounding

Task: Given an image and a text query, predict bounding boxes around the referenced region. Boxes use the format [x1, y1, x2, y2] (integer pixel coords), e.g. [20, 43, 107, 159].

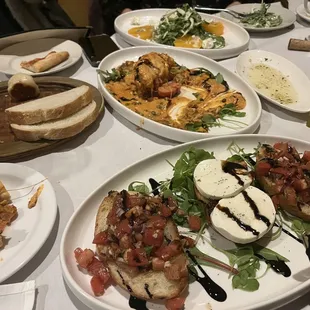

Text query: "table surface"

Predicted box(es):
[1, 1, 310, 310]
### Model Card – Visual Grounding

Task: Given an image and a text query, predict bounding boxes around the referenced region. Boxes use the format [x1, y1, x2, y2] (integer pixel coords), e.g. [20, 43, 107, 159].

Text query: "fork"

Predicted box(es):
[194, 5, 247, 19]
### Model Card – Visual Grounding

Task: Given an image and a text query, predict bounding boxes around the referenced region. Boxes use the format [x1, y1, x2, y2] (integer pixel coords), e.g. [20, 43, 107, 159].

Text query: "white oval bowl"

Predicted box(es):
[114, 9, 250, 60]
[236, 50, 310, 113]
[60, 134, 310, 310]
[97, 46, 261, 142]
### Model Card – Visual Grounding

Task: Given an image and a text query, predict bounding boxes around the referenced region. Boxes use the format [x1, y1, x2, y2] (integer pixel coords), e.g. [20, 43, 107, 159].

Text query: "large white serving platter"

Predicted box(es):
[114, 9, 250, 60]
[0, 163, 57, 282]
[221, 3, 296, 32]
[60, 134, 310, 310]
[0, 38, 82, 76]
[97, 46, 261, 142]
[236, 50, 310, 113]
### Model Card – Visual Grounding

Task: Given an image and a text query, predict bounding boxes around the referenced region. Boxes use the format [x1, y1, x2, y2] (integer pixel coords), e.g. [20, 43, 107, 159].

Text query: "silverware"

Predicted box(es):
[194, 5, 247, 19]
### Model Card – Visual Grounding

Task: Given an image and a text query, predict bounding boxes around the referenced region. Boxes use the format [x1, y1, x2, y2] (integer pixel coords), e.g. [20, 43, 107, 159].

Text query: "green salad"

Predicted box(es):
[240, 3, 283, 28]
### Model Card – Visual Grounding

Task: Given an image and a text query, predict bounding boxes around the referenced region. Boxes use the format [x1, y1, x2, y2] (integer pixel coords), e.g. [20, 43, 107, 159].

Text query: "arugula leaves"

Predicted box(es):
[227, 141, 257, 170]
[185, 104, 247, 132]
[97, 68, 123, 83]
[128, 181, 150, 195]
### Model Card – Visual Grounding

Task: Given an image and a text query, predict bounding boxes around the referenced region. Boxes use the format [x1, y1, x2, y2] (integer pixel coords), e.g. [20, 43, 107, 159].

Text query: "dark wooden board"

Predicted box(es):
[0, 76, 103, 162]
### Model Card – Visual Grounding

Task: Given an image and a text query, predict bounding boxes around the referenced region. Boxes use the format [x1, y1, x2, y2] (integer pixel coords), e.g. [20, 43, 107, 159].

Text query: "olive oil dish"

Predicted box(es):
[69, 139, 310, 310]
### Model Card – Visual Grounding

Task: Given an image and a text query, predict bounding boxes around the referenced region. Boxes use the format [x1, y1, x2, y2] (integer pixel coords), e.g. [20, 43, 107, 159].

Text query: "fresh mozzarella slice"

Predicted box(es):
[211, 186, 276, 244]
[194, 159, 252, 200]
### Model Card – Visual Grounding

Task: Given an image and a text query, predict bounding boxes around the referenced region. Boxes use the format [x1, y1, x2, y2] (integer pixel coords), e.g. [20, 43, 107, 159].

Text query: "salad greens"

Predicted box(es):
[97, 68, 123, 83]
[240, 3, 282, 28]
[153, 4, 225, 48]
[185, 103, 247, 132]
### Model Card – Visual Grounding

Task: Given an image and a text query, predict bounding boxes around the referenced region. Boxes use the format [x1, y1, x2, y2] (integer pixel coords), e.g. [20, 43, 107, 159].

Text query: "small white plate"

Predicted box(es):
[0, 163, 57, 283]
[221, 3, 296, 32]
[236, 50, 310, 113]
[0, 38, 82, 76]
[114, 9, 250, 60]
[60, 134, 310, 310]
[97, 46, 261, 142]
[296, 3, 310, 23]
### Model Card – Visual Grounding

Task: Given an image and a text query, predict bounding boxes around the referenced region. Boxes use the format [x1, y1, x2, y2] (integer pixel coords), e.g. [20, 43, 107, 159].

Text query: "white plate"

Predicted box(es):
[60, 134, 310, 310]
[221, 3, 296, 32]
[236, 50, 310, 113]
[114, 9, 250, 60]
[296, 3, 310, 23]
[0, 163, 57, 283]
[0, 38, 82, 76]
[97, 46, 261, 142]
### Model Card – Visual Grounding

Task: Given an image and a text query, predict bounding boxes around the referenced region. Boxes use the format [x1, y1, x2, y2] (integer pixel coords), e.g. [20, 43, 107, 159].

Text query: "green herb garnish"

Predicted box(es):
[97, 68, 123, 83]
[128, 181, 150, 195]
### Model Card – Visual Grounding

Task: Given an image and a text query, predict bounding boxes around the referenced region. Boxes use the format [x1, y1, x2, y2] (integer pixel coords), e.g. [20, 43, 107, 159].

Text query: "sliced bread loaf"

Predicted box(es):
[10, 100, 100, 142]
[5, 85, 92, 125]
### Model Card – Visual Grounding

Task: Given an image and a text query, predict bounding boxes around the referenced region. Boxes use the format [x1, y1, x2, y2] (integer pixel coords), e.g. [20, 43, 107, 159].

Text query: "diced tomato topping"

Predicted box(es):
[164, 255, 188, 281]
[74, 247, 83, 260]
[302, 151, 310, 162]
[181, 236, 196, 248]
[188, 215, 201, 231]
[107, 206, 118, 225]
[165, 297, 185, 310]
[255, 161, 271, 177]
[127, 248, 149, 267]
[155, 241, 182, 261]
[93, 231, 109, 245]
[146, 215, 167, 229]
[274, 142, 288, 152]
[280, 186, 297, 207]
[125, 192, 146, 209]
[271, 195, 280, 209]
[87, 258, 110, 284]
[300, 190, 310, 203]
[75, 248, 94, 269]
[143, 228, 164, 247]
[152, 257, 165, 271]
[115, 219, 132, 238]
[270, 167, 289, 176]
[161, 204, 172, 217]
[292, 179, 308, 192]
[90, 276, 105, 296]
[119, 234, 133, 249]
[167, 196, 178, 212]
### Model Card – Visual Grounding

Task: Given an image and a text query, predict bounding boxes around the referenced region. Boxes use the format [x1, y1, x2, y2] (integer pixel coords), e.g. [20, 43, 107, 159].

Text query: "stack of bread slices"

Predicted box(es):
[5, 85, 100, 142]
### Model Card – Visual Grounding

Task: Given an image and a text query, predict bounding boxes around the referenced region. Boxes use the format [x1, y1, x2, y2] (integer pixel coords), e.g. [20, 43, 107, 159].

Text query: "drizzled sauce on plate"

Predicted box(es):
[247, 63, 298, 104]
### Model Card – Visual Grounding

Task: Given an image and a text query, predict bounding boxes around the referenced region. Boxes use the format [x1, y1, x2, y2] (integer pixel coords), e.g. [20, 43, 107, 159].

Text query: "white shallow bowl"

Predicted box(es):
[221, 3, 296, 32]
[0, 38, 82, 76]
[296, 4, 310, 23]
[236, 50, 310, 113]
[0, 163, 57, 282]
[60, 134, 310, 310]
[114, 9, 250, 60]
[97, 46, 261, 142]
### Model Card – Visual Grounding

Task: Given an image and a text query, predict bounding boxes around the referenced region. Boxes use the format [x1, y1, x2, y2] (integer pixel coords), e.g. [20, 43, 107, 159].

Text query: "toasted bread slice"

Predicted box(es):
[95, 191, 188, 300]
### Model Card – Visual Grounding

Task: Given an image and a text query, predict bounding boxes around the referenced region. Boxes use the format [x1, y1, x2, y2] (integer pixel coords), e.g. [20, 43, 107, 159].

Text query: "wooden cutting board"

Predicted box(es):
[0, 76, 103, 161]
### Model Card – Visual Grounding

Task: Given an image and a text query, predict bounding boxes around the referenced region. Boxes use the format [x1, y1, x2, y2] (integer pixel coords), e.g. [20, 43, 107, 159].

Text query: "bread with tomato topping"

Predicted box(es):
[94, 190, 188, 300]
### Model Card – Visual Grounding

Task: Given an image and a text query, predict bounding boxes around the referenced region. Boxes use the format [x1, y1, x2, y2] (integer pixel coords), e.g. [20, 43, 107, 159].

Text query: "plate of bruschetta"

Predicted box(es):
[0, 38, 82, 76]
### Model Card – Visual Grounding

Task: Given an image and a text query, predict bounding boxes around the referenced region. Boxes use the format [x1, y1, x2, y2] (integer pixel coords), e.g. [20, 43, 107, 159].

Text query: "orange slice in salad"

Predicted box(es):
[202, 22, 224, 36]
[128, 25, 154, 40]
[174, 35, 202, 49]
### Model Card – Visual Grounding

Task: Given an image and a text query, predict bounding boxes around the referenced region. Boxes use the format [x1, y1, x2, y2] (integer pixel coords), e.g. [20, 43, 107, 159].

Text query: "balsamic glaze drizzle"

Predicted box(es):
[255, 254, 291, 277]
[129, 296, 148, 310]
[274, 223, 303, 244]
[217, 205, 259, 236]
[117, 270, 132, 293]
[187, 251, 227, 302]
[149, 178, 160, 195]
[222, 161, 245, 186]
[144, 284, 153, 299]
[242, 191, 271, 227]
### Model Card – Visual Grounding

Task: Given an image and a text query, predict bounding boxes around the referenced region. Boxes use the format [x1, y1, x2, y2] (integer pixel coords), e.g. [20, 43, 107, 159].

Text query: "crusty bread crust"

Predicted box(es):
[95, 191, 188, 300]
[10, 100, 101, 141]
[20, 51, 69, 73]
[6, 85, 92, 125]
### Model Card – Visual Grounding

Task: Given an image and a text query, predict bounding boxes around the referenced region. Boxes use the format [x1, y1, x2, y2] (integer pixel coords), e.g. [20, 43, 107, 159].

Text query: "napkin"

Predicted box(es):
[0, 280, 35, 310]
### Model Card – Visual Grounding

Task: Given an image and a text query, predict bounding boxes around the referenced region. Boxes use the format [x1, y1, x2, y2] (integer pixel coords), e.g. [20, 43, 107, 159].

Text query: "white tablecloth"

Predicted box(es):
[1, 1, 310, 309]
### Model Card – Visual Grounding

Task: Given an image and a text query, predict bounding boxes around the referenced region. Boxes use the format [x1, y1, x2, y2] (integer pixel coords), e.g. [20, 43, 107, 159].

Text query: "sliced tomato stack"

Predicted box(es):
[255, 142, 310, 220]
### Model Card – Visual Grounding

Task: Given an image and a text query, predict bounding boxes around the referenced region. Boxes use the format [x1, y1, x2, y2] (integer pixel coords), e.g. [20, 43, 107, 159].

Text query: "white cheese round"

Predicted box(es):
[193, 159, 252, 200]
[211, 186, 276, 244]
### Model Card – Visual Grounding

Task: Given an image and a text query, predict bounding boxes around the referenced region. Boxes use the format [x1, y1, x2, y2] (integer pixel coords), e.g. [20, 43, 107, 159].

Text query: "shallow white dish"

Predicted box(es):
[114, 9, 250, 60]
[60, 134, 310, 310]
[0, 163, 57, 283]
[221, 3, 296, 32]
[296, 4, 310, 23]
[97, 46, 261, 142]
[0, 38, 82, 76]
[236, 50, 310, 113]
